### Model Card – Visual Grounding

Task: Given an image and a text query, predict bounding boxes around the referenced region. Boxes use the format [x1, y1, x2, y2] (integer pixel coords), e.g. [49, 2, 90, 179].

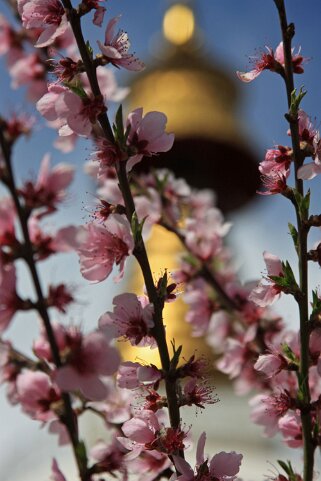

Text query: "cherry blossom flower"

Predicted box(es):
[19, 154, 74, 216]
[97, 16, 145, 71]
[249, 251, 284, 307]
[183, 278, 218, 336]
[173, 432, 242, 481]
[237, 42, 304, 82]
[99, 293, 155, 347]
[0, 340, 20, 404]
[125, 108, 175, 171]
[50, 459, 67, 481]
[278, 412, 303, 448]
[28, 217, 76, 261]
[46, 284, 74, 313]
[0, 14, 16, 56]
[37, 83, 106, 137]
[0, 197, 16, 249]
[117, 361, 162, 390]
[9, 52, 47, 101]
[34, 323, 120, 400]
[0, 262, 21, 332]
[258, 147, 292, 195]
[18, 0, 69, 48]
[254, 353, 285, 378]
[182, 378, 218, 409]
[118, 410, 186, 459]
[127, 449, 172, 481]
[74, 214, 134, 282]
[54, 328, 120, 401]
[185, 208, 231, 261]
[90, 437, 127, 478]
[3, 112, 35, 143]
[249, 393, 292, 437]
[16, 370, 62, 421]
[88, 379, 133, 424]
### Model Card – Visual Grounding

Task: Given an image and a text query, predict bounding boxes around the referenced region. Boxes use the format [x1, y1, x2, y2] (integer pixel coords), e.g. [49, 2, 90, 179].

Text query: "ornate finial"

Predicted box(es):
[163, 3, 195, 45]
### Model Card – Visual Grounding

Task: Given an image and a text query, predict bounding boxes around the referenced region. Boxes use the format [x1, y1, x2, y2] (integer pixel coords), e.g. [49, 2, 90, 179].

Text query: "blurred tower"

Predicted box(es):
[122, 1, 260, 365]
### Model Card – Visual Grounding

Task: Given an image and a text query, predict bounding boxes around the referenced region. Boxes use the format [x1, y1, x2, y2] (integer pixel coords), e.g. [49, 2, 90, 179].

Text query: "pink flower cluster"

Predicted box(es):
[237, 41, 305, 82]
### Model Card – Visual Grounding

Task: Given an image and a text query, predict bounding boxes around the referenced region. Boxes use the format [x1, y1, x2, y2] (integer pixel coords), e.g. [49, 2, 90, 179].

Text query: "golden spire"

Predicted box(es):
[163, 3, 195, 45]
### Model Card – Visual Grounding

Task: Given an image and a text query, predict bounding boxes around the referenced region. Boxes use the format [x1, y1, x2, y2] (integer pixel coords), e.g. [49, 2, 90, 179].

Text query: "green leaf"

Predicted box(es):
[86, 41, 93, 60]
[281, 343, 299, 364]
[113, 104, 125, 144]
[289, 86, 307, 116]
[131, 211, 146, 243]
[292, 188, 310, 219]
[311, 289, 321, 320]
[75, 441, 88, 473]
[63, 81, 87, 99]
[277, 459, 290, 474]
[170, 341, 182, 369]
[288, 223, 298, 253]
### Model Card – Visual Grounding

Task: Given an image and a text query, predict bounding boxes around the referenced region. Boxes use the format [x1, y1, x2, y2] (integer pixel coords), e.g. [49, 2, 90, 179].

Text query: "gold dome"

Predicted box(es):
[126, 2, 259, 213]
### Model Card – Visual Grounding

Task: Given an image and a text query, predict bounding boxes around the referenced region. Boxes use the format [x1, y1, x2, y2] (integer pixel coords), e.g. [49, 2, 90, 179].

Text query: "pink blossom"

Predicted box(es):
[185, 208, 231, 261]
[9, 52, 47, 101]
[34, 322, 120, 400]
[237, 42, 304, 82]
[216, 338, 245, 379]
[127, 449, 171, 481]
[278, 412, 303, 448]
[46, 284, 74, 313]
[297, 110, 317, 144]
[48, 419, 69, 445]
[18, 0, 68, 48]
[183, 279, 216, 336]
[119, 410, 186, 458]
[37, 84, 106, 137]
[82, 66, 129, 102]
[50, 459, 66, 481]
[173, 432, 242, 481]
[99, 293, 155, 347]
[55, 328, 120, 401]
[125, 108, 174, 171]
[28, 217, 76, 261]
[0, 340, 20, 404]
[20, 154, 74, 216]
[254, 353, 284, 377]
[75, 215, 134, 282]
[0, 262, 20, 332]
[90, 437, 127, 477]
[183, 378, 218, 409]
[249, 251, 284, 307]
[97, 16, 145, 71]
[117, 361, 162, 390]
[0, 197, 16, 248]
[88, 379, 133, 424]
[0, 14, 16, 56]
[249, 393, 292, 437]
[16, 370, 61, 421]
[297, 128, 321, 180]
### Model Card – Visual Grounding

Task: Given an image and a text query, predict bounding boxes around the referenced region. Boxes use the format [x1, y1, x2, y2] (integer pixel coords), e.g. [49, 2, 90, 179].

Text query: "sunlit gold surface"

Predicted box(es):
[163, 4, 195, 45]
[123, 226, 214, 367]
[129, 68, 240, 143]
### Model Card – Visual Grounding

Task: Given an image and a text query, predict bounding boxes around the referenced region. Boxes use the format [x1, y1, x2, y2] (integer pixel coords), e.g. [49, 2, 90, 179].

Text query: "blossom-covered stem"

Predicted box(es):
[117, 162, 182, 438]
[0, 126, 89, 481]
[60, 0, 114, 141]
[60, 0, 182, 455]
[273, 1, 315, 479]
[160, 221, 239, 311]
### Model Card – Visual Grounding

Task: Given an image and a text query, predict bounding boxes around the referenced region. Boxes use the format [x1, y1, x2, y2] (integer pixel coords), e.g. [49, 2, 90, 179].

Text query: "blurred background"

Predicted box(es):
[1, 0, 321, 479]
